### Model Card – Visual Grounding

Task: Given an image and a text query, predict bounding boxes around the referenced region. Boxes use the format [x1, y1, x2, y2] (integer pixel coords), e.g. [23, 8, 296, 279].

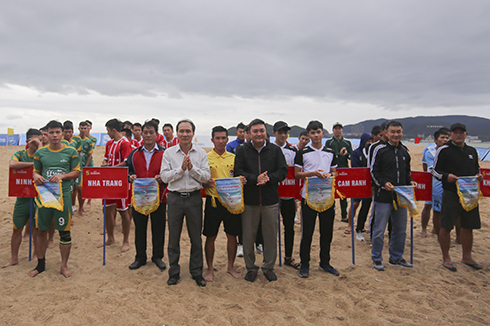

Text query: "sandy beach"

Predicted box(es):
[1, 145, 489, 325]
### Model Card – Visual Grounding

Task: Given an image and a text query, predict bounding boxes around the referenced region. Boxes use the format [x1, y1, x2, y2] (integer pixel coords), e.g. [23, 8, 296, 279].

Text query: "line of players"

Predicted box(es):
[4, 118, 485, 281]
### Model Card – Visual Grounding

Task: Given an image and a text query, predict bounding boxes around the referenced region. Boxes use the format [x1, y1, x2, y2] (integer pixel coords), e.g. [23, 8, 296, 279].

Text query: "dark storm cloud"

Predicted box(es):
[1, 0, 490, 111]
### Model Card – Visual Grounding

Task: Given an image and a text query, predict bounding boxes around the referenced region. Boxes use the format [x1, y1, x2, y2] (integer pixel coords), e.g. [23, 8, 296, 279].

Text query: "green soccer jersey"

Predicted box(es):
[324, 136, 353, 168]
[33, 145, 81, 194]
[11, 149, 36, 163]
[72, 135, 82, 149]
[87, 134, 97, 166]
[77, 136, 94, 167]
[62, 138, 79, 149]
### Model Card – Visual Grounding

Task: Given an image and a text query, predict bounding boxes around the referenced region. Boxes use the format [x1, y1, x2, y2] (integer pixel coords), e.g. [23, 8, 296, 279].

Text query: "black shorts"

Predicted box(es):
[203, 196, 241, 237]
[440, 191, 481, 230]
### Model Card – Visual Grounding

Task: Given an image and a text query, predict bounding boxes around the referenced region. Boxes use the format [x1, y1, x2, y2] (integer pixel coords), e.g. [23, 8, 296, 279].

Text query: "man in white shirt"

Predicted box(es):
[272, 121, 300, 270]
[160, 119, 211, 287]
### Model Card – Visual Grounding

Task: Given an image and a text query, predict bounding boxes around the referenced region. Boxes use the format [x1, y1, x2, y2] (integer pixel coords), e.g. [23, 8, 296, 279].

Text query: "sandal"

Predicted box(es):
[442, 262, 457, 272]
[462, 261, 487, 270]
[344, 229, 351, 234]
[284, 258, 301, 270]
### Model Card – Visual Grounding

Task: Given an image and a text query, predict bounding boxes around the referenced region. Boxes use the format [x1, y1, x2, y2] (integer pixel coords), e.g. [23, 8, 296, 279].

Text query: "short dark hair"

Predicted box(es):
[63, 120, 73, 131]
[381, 121, 391, 131]
[150, 118, 160, 127]
[79, 121, 88, 127]
[387, 120, 403, 129]
[163, 123, 173, 130]
[434, 127, 450, 139]
[249, 118, 266, 129]
[176, 119, 196, 132]
[142, 120, 158, 133]
[105, 118, 123, 132]
[47, 120, 64, 131]
[371, 125, 381, 136]
[123, 120, 133, 128]
[212, 126, 228, 138]
[133, 122, 142, 129]
[85, 120, 93, 126]
[299, 130, 308, 137]
[40, 126, 48, 132]
[26, 128, 42, 139]
[306, 120, 323, 132]
[237, 122, 246, 130]
[122, 128, 132, 138]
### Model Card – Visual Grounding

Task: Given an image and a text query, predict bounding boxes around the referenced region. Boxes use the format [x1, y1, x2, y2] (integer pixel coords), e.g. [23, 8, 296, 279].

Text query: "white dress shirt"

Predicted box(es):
[160, 144, 211, 192]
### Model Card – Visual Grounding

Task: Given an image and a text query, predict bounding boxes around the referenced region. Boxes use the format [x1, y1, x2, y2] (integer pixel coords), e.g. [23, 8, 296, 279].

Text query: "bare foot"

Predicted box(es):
[2, 260, 19, 268]
[82, 207, 87, 213]
[47, 240, 55, 249]
[86, 202, 92, 209]
[226, 267, 241, 279]
[420, 230, 427, 238]
[60, 266, 73, 278]
[70, 219, 75, 226]
[204, 269, 214, 282]
[97, 239, 115, 248]
[78, 211, 84, 217]
[99, 231, 104, 235]
[121, 242, 130, 252]
[28, 269, 42, 277]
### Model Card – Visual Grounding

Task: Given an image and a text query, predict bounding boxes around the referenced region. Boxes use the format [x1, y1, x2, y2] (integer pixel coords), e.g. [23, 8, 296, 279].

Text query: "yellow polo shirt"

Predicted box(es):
[205, 149, 235, 198]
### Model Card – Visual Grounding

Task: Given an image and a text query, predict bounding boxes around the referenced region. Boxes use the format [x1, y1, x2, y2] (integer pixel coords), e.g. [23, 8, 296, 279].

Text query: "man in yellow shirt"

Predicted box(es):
[202, 126, 244, 282]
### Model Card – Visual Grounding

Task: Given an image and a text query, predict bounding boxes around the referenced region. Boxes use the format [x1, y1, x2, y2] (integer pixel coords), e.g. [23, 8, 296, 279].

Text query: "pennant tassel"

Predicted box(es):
[456, 177, 482, 212]
[306, 176, 336, 213]
[132, 178, 160, 215]
[214, 177, 245, 214]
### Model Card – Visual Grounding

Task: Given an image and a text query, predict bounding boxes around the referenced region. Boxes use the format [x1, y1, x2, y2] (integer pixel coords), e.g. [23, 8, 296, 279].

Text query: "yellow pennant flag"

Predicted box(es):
[305, 177, 337, 212]
[132, 178, 160, 215]
[7, 128, 14, 135]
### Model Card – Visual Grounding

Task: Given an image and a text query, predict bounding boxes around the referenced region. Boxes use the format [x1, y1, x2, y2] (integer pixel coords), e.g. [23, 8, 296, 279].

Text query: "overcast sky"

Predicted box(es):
[1, 1, 490, 135]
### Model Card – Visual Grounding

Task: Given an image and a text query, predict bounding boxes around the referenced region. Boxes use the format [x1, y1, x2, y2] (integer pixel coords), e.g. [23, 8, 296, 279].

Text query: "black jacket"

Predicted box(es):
[234, 140, 288, 206]
[432, 141, 480, 193]
[371, 141, 413, 203]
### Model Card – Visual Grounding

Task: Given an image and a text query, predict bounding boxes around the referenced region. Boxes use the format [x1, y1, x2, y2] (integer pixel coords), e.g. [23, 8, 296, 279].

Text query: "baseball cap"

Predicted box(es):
[332, 122, 343, 129]
[273, 121, 291, 131]
[450, 123, 467, 132]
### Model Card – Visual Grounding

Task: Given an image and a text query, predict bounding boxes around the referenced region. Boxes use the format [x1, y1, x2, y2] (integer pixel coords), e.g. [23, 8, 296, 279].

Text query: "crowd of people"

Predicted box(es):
[4, 117, 486, 286]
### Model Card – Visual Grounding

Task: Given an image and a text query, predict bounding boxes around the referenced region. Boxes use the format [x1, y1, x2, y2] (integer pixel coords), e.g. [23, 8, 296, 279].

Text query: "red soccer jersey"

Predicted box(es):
[130, 138, 142, 149]
[156, 133, 164, 145]
[160, 136, 179, 149]
[104, 137, 132, 166]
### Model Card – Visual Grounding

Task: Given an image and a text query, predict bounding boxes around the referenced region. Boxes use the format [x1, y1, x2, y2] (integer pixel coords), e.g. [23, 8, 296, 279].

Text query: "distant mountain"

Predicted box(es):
[228, 123, 320, 138]
[227, 115, 490, 140]
[342, 115, 490, 140]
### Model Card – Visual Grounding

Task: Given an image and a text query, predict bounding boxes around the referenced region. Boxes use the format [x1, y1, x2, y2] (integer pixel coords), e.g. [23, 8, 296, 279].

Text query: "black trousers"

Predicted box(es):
[299, 199, 335, 268]
[280, 198, 296, 258]
[340, 198, 348, 219]
[132, 204, 166, 263]
[355, 198, 372, 232]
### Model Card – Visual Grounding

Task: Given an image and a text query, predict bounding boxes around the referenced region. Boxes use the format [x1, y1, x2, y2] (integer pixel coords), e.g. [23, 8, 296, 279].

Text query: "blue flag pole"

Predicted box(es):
[103, 199, 106, 266]
[410, 216, 414, 265]
[351, 198, 356, 265]
[29, 198, 33, 261]
[277, 200, 282, 267]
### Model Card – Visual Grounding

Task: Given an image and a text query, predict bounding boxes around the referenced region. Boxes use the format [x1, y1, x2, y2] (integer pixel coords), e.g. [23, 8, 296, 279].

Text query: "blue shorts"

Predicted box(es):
[432, 195, 442, 212]
[425, 192, 443, 212]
